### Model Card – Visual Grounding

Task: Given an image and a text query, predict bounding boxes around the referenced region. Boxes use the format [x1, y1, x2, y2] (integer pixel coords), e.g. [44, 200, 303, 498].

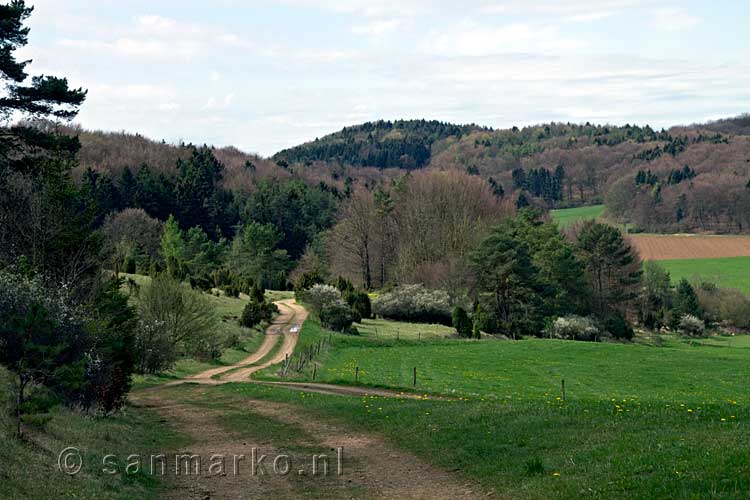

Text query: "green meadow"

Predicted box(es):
[658, 256, 750, 294]
[248, 315, 750, 498]
[550, 204, 605, 228]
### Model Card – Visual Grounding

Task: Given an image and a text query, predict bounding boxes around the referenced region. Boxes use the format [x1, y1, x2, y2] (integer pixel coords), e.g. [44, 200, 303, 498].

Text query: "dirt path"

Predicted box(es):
[132, 387, 485, 500]
[161, 299, 304, 387]
[160, 299, 425, 400]
[131, 299, 484, 499]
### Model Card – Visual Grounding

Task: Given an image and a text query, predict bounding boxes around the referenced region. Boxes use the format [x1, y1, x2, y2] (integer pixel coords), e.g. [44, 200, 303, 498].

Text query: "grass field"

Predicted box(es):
[248, 315, 750, 498]
[550, 204, 604, 227]
[658, 256, 750, 293]
[307, 330, 750, 403]
[212, 368, 750, 499]
[356, 318, 455, 340]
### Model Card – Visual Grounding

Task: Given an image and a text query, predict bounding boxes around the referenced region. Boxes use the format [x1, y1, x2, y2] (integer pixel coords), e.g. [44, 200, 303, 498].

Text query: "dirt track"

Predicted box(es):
[629, 234, 750, 260]
[165, 299, 305, 386]
[130, 299, 483, 499]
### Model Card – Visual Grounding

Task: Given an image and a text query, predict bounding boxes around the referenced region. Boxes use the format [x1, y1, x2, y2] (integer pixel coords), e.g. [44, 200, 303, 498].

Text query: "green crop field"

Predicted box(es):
[550, 204, 605, 228]
[658, 256, 750, 293]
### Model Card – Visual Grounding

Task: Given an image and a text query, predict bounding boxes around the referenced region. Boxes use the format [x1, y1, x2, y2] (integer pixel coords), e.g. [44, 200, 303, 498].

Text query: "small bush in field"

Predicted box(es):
[298, 284, 357, 332]
[134, 318, 175, 374]
[605, 311, 634, 340]
[346, 290, 372, 320]
[299, 284, 342, 313]
[452, 306, 473, 338]
[240, 301, 263, 328]
[372, 284, 452, 324]
[240, 299, 278, 328]
[546, 315, 600, 341]
[319, 299, 355, 331]
[261, 301, 279, 321]
[679, 314, 706, 336]
[137, 275, 220, 360]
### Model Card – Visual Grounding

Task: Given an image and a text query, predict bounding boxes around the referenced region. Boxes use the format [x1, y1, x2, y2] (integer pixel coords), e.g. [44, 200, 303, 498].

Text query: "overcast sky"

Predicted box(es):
[21, 0, 750, 156]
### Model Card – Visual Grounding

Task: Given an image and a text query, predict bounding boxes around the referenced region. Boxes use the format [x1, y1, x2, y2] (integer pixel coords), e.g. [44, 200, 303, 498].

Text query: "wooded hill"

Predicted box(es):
[274, 116, 750, 234]
[51, 114, 750, 234]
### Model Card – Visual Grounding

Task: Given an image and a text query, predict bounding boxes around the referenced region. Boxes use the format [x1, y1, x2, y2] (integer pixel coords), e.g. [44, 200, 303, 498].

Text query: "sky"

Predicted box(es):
[18, 0, 750, 156]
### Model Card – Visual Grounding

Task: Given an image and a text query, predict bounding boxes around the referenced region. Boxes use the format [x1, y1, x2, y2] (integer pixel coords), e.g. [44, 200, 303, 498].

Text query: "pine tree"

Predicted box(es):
[575, 221, 642, 318]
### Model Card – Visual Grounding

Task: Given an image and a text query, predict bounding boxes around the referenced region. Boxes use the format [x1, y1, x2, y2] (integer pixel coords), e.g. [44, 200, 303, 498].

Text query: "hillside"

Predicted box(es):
[57, 124, 290, 193]
[274, 119, 486, 170]
[275, 116, 750, 233]
[42, 114, 750, 234]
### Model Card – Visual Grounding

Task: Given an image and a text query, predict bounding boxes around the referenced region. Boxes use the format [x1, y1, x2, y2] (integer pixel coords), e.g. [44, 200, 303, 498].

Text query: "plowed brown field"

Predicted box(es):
[629, 234, 750, 260]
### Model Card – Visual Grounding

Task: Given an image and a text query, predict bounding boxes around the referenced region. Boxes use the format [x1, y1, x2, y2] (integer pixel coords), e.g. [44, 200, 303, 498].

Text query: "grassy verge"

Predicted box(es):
[0, 369, 186, 500]
[252, 315, 447, 382]
[265, 290, 295, 302]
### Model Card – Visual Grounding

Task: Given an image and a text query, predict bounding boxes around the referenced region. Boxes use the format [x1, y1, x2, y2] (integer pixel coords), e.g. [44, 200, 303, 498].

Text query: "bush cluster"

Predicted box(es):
[298, 284, 357, 333]
[679, 314, 705, 336]
[695, 284, 750, 329]
[239, 296, 278, 329]
[546, 315, 601, 341]
[372, 284, 452, 324]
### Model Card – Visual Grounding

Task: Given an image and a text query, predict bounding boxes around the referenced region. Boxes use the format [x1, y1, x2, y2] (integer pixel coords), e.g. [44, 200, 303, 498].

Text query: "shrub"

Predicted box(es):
[137, 275, 220, 360]
[294, 271, 325, 300]
[134, 318, 175, 374]
[298, 284, 357, 332]
[240, 301, 263, 328]
[605, 311, 634, 340]
[319, 299, 355, 332]
[372, 284, 452, 324]
[452, 306, 473, 338]
[250, 284, 265, 303]
[546, 315, 601, 341]
[299, 284, 343, 314]
[696, 284, 750, 329]
[679, 314, 706, 336]
[261, 301, 279, 322]
[345, 290, 372, 321]
[673, 279, 701, 319]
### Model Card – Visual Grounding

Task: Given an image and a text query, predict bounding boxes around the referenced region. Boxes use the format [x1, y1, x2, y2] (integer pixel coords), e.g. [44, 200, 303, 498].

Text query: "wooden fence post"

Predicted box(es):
[413, 366, 417, 387]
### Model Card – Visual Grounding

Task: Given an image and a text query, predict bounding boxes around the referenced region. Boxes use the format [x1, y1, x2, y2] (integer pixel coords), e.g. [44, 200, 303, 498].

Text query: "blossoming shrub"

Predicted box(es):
[546, 315, 601, 341]
[298, 284, 355, 332]
[679, 314, 706, 336]
[372, 284, 452, 325]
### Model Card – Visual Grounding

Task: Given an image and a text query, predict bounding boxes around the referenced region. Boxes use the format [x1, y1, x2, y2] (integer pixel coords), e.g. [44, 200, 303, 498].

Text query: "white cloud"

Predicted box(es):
[650, 7, 701, 31]
[351, 19, 402, 36]
[425, 22, 587, 57]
